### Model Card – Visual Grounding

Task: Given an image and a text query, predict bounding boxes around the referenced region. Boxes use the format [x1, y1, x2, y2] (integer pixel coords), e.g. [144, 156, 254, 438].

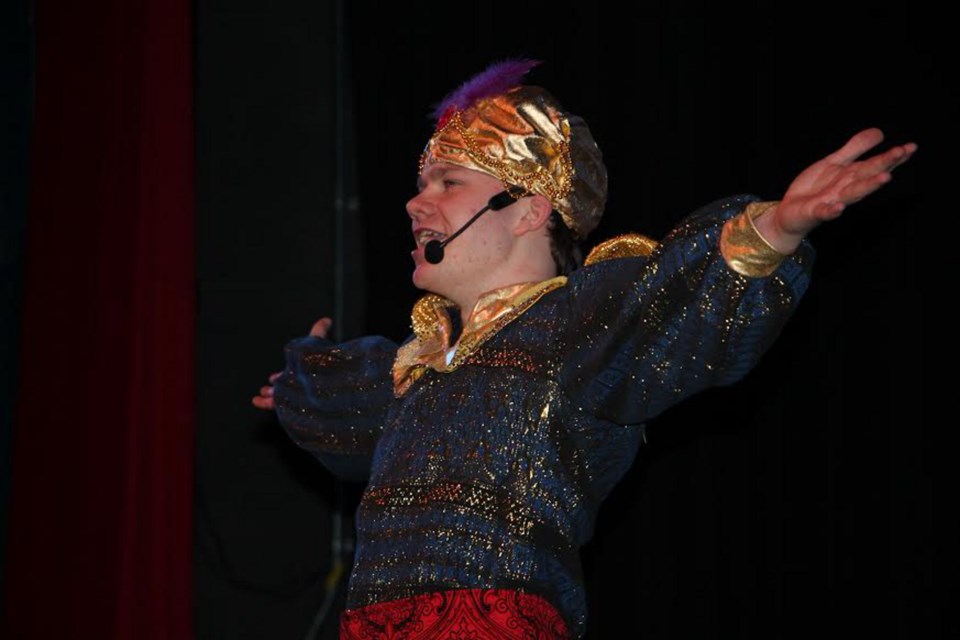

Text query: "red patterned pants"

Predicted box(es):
[340, 589, 571, 639]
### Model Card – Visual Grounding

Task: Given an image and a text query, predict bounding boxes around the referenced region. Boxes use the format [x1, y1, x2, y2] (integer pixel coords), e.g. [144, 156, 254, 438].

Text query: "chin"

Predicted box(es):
[412, 265, 449, 298]
[411, 264, 432, 292]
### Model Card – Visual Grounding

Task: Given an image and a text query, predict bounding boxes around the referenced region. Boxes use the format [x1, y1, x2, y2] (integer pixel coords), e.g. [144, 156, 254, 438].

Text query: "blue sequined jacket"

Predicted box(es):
[273, 195, 815, 638]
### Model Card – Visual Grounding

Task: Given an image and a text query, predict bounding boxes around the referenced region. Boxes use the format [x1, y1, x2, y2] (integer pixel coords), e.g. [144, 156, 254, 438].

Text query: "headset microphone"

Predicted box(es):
[424, 188, 526, 265]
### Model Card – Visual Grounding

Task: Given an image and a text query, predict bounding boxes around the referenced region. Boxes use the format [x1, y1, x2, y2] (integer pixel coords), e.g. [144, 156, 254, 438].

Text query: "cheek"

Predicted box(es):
[480, 229, 511, 262]
[457, 239, 505, 271]
[465, 237, 492, 262]
[468, 220, 510, 257]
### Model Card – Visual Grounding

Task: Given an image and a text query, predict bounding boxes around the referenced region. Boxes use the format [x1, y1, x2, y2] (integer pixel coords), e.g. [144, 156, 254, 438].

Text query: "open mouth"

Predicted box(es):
[415, 229, 446, 246]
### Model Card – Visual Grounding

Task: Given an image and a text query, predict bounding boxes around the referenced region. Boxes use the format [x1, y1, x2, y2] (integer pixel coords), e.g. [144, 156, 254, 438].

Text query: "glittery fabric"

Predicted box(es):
[273, 195, 816, 638]
[340, 588, 570, 639]
[276, 335, 396, 481]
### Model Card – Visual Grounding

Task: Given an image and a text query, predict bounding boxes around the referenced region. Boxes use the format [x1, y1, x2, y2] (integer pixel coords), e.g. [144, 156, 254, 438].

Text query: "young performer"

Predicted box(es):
[253, 59, 915, 639]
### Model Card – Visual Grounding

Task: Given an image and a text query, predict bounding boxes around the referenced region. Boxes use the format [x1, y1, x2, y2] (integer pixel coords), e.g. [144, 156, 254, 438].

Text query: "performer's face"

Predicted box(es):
[406, 162, 519, 299]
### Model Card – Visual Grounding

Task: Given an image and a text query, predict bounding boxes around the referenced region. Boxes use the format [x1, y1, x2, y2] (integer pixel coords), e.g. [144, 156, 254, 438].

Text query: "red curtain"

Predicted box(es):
[3, 0, 194, 637]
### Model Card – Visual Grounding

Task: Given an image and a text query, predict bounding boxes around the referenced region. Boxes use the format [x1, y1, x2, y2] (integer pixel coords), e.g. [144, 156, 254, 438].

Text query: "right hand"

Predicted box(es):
[251, 317, 333, 411]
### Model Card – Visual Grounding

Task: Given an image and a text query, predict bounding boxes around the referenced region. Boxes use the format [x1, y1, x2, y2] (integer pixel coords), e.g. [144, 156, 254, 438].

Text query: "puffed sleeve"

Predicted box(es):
[273, 334, 397, 482]
[561, 194, 815, 426]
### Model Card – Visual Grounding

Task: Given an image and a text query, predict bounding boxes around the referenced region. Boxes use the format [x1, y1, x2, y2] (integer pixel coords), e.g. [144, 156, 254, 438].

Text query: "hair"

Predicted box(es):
[547, 210, 583, 276]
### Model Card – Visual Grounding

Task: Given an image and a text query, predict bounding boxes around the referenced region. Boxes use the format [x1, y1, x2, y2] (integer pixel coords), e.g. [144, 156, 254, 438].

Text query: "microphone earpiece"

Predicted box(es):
[488, 187, 528, 211]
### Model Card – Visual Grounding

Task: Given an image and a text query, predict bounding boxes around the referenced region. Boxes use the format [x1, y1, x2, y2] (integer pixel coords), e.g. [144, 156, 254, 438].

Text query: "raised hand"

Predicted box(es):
[754, 128, 917, 254]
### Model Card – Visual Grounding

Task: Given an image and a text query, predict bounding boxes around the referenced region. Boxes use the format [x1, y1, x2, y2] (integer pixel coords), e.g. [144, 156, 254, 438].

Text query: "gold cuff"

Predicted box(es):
[720, 201, 786, 278]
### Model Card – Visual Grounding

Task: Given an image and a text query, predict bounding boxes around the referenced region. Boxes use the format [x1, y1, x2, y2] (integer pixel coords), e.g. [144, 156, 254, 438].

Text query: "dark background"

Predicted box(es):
[5, 0, 951, 638]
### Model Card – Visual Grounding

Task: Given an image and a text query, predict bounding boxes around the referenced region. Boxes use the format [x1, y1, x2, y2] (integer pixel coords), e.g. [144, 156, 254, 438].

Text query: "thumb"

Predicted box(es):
[310, 317, 333, 338]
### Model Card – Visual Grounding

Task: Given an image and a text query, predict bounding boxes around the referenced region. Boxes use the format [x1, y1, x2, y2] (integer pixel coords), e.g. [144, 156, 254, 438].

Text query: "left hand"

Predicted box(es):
[754, 128, 917, 254]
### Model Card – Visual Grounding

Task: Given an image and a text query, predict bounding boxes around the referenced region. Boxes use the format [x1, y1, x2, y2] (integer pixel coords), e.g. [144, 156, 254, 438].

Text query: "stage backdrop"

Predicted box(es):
[193, 0, 365, 638]
[3, 0, 194, 637]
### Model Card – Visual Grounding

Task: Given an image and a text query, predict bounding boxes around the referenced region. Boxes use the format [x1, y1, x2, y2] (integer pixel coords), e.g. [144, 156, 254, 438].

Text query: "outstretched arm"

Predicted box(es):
[754, 128, 917, 254]
[252, 317, 397, 482]
[562, 195, 817, 427]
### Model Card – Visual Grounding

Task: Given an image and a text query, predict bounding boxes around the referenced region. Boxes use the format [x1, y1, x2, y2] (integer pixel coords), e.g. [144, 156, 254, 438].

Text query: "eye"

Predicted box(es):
[442, 179, 459, 188]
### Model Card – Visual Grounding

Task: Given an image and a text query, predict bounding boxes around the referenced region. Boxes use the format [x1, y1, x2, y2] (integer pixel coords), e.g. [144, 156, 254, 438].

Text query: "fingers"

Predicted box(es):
[827, 128, 885, 165]
[252, 394, 275, 410]
[855, 141, 918, 179]
[839, 141, 916, 204]
[830, 129, 918, 178]
[840, 170, 894, 205]
[310, 317, 333, 338]
[813, 200, 845, 221]
[253, 380, 278, 411]
[253, 371, 283, 410]
[816, 138, 916, 212]
[886, 142, 918, 171]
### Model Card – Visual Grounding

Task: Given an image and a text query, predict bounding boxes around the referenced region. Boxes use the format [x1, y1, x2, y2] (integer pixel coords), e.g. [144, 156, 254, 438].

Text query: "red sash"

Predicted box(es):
[340, 588, 570, 639]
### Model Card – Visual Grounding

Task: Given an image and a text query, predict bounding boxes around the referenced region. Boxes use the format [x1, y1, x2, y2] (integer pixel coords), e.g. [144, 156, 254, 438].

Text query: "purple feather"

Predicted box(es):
[431, 58, 542, 124]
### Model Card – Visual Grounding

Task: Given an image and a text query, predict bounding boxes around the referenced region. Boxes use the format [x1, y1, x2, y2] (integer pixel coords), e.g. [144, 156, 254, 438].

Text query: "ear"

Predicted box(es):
[512, 194, 553, 237]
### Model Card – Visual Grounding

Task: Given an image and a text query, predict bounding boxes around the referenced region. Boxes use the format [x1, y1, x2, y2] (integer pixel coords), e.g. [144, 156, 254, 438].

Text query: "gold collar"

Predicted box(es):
[392, 277, 567, 396]
[391, 233, 661, 396]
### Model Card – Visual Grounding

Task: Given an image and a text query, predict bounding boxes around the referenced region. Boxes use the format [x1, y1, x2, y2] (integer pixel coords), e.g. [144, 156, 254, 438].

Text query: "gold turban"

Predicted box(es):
[419, 85, 608, 240]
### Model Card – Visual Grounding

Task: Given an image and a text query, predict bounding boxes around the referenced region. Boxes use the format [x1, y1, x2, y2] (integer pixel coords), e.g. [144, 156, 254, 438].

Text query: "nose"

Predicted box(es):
[406, 191, 434, 222]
